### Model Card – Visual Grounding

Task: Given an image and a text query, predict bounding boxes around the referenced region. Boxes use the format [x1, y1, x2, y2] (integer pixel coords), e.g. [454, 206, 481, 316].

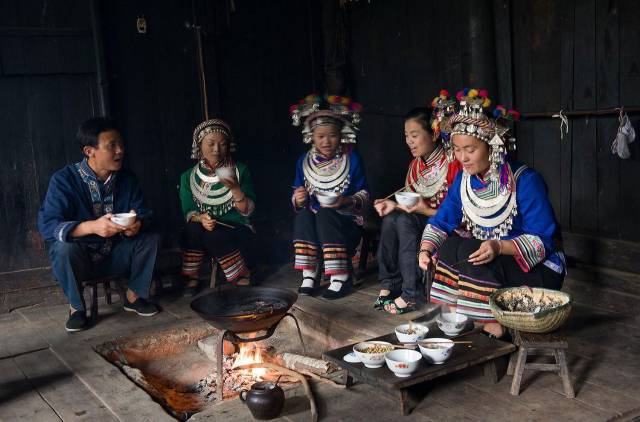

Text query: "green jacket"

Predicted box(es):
[179, 162, 256, 226]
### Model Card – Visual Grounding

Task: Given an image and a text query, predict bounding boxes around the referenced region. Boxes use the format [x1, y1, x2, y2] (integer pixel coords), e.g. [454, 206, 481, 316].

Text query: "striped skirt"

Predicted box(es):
[429, 236, 565, 324]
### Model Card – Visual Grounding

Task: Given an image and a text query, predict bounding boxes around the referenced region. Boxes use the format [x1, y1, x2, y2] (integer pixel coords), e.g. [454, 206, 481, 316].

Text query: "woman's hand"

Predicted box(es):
[468, 240, 502, 265]
[293, 187, 309, 207]
[321, 195, 353, 209]
[373, 199, 397, 217]
[418, 249, 438, 271]
[219, 175, 240, 190]
[398, 197, 436, 216]
[199, 213, 216, 231]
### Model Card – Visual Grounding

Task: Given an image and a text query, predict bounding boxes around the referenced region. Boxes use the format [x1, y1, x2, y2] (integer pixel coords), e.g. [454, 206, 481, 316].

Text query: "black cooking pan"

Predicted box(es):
[190, 287, 298, 334]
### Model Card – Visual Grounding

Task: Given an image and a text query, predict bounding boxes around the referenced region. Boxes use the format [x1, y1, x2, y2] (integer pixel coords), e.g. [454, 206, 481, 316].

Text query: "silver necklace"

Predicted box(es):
[302, 149, 350, 193]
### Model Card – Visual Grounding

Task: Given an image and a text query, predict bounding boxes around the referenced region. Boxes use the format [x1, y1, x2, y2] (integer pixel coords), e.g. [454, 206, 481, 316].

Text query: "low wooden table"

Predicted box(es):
[323, 329, 516, 415]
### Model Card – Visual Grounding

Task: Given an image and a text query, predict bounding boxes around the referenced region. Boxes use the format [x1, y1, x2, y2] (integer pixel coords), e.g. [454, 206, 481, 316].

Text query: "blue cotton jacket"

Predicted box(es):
[37, 159, 152, 244]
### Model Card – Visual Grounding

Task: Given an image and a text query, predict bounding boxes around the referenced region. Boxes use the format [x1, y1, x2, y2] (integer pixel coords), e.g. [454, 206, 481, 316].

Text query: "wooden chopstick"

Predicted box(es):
[213, 220, 235, 229]
[382, 185, 410, 200]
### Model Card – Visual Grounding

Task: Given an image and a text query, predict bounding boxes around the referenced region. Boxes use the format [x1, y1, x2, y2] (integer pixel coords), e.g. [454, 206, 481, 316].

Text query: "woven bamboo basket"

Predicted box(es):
[489, 287, 572, 333]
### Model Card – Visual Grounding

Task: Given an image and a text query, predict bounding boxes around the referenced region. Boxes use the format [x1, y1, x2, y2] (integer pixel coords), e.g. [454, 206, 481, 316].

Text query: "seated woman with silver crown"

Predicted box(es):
[179, 119, 256, 295]
[373, 91, 462, 315]
[290, 94, 370, 300]
[418, 89, 565, 339]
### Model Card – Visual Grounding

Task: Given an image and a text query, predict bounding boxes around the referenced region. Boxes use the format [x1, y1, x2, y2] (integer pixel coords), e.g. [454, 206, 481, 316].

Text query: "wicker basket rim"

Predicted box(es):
[489, 287, 572, 319]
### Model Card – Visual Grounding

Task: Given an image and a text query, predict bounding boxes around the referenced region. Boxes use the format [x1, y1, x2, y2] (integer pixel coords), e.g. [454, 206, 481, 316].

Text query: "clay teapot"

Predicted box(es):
[240, 381, 285, 420]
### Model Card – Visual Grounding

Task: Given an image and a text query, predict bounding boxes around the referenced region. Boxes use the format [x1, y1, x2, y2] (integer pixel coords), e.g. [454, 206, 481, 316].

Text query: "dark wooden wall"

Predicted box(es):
[1, 0, 639, 309]
[346, 0, 640, 247]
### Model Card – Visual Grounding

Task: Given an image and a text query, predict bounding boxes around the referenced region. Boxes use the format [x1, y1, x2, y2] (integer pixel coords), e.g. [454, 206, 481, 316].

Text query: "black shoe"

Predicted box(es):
[322, 278, 352, 300]
[124, 297, 159, 316]
[298, 276, 318, 296]
[374, 290, 400, 309]
[182, 279, 200, 298]
[65, 310, 88, 332]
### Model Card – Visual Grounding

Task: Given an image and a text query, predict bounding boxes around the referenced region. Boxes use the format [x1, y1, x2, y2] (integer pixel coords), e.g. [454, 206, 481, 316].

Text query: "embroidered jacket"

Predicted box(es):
[179, 161, 256, 226]
[405, 146, 463, 209]
[37, 159, 152, 245]
[421, 161, 565, 274]
[292, 149, 370, 225]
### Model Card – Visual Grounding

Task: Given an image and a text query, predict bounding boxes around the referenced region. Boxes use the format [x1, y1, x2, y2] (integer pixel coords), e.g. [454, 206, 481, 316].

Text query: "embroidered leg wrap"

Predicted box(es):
[218, 249, 249, 284]
[294, 240, 318, 271]
[322, 243, 349, 276]
[181, 249, 205, 279]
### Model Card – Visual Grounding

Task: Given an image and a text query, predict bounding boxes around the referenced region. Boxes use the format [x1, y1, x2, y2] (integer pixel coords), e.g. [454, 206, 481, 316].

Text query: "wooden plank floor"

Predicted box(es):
[0, 262, 639, 421]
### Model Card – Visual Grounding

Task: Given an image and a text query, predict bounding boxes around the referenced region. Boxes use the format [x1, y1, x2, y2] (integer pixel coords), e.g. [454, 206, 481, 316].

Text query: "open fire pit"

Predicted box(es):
[190, 286, 307, 401]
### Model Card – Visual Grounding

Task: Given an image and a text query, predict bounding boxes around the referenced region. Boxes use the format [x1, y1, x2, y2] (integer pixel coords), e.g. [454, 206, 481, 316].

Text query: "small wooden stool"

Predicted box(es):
[507, 330, 575, 398]
[82, 276, 126, 321]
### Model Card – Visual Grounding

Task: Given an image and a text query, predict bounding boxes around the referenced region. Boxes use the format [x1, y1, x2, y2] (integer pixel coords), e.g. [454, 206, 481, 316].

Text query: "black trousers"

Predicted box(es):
[293, 207, 362, 276]
[377, 211, 427, 303]
[181, 221, 253, 284]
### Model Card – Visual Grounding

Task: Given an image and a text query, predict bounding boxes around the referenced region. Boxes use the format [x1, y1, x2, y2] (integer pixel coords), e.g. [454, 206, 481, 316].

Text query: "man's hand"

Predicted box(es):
[373, 199, 397, 217]
[293, 187, 309, 208]
[123, 220, 141, 237]
[200, 213, 216, 231]
[92, 214, 126, 238]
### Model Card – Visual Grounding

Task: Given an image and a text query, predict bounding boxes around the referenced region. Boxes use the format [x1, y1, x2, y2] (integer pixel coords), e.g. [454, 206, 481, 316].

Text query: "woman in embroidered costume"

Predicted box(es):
[373, 91, 462, 315]
[290, 94, 370, 299]
[179, 119, 256, 295]
[418, 89, 565, 338]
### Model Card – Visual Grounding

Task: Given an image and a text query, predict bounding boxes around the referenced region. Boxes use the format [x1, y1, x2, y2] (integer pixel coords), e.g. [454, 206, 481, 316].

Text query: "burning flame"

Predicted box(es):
[232, 343, 267, 379]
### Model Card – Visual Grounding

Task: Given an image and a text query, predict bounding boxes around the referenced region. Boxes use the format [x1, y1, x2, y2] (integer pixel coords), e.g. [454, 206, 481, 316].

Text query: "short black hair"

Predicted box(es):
[77, 117, 119, 149]
[405, 107, 435, 135]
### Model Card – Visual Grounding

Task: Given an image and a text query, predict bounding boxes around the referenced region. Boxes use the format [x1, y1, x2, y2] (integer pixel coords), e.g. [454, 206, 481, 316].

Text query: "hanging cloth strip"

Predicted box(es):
[552, 109, 569, 140]
[611, 108, 636, 159]
[189, 161, 237, 216]
[75, 160, 116, 261]
[302, 148, 351, 194]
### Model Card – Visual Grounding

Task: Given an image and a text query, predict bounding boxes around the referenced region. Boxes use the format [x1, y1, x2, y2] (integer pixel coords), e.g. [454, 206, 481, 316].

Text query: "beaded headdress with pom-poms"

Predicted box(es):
[447, 88, 521, 182]
[289, 94, 363, 144]
[430, 89, 457, 161]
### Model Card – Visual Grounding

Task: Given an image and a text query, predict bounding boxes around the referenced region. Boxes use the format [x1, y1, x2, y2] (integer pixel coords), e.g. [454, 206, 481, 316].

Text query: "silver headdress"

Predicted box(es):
[290, 94, 363, 144]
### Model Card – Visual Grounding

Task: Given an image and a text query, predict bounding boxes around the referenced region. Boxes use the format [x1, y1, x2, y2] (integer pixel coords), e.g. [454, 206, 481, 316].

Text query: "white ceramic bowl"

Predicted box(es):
[215, 166, 236, 181]
[110, 212, 136, 227]
[316, 191, 339, 206]
[385, 349, 422, 377]
[394, 323, 429, 344]
[395, 191, 421, 207]
[436, 313, 469, 336]
[353, 341, 393, 368]
[418, 338, 454, 364]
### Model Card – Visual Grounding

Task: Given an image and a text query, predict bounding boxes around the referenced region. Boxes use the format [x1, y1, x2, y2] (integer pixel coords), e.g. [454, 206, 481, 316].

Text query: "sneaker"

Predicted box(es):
[65, 310, 88, 332]
[123, 297, 159, 316]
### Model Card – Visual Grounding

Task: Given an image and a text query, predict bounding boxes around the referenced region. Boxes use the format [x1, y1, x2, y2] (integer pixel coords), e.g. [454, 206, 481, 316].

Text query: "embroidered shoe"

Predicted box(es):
[123, 297, 159, 316]
[65, 310, 88, 332]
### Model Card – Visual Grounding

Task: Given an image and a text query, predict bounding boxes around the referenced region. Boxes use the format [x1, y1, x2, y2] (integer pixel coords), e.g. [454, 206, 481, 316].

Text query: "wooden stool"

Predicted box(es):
[82, 276, 126, 321]
[507, 331, 575, 398]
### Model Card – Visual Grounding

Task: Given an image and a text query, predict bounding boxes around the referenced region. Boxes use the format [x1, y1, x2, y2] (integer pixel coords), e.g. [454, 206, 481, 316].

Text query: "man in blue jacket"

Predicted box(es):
[37, 117, 160, 332]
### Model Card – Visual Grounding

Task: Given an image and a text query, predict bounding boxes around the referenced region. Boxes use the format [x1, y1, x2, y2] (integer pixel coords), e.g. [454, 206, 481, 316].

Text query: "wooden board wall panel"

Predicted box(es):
[570, 0, 598, 234]
[0, 35, 95, 75]
[559, 0, 575, 229]
[594, 0, 620, 238]
[617, 0, 640, 241]
[0, 0, 90, 28]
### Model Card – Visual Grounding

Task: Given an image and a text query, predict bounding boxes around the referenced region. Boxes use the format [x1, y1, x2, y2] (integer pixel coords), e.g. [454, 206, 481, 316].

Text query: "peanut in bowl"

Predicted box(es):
[353, 341, 393, 368]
